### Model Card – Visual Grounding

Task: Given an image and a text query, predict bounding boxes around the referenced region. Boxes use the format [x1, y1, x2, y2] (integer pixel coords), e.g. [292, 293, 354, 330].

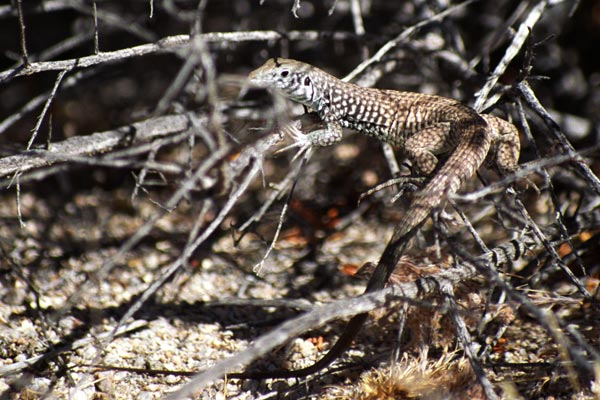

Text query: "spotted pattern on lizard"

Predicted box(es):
[234, 58, 521, 379]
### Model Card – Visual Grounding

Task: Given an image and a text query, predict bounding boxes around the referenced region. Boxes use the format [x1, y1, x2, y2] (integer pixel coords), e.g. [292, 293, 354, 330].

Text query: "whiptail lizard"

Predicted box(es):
[232, 58, 520, 379]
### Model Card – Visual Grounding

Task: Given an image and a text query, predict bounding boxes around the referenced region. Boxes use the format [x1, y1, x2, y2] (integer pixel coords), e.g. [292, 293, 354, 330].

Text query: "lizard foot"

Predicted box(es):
[274, 124, 314, 161]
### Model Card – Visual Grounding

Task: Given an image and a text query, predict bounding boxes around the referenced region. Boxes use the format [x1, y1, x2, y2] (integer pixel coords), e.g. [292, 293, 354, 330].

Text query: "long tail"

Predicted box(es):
[232, 119, 491, 380]
[368, 118, 491, 291]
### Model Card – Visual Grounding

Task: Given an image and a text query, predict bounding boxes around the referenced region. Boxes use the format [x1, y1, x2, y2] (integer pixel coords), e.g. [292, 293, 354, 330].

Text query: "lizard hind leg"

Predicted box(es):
[404, 122, 453, 175]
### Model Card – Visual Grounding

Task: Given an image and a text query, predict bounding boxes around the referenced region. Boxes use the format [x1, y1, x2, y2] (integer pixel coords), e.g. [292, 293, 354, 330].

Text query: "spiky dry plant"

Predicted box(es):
[327, 351, 483, 400]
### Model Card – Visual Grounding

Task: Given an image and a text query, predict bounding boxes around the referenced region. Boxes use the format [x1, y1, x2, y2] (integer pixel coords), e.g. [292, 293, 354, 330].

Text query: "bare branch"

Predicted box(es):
[474, 1, 547, 111]
[0, 114, 191, 179]
[0, 31, 357, 83]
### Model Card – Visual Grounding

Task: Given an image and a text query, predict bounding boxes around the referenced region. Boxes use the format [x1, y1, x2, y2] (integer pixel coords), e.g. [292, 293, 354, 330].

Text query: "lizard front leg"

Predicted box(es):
[305, 120, 343, 146]
[280, 120, 343, 153]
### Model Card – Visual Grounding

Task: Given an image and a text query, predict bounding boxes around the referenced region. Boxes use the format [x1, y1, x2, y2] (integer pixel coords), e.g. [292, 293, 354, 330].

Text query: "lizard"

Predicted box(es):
[230, 58, 520, 379]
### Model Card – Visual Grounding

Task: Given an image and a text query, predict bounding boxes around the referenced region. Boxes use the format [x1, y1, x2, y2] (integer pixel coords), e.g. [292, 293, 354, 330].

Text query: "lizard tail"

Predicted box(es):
[233, 120, 491, 380]
[368, 118, 491, 292]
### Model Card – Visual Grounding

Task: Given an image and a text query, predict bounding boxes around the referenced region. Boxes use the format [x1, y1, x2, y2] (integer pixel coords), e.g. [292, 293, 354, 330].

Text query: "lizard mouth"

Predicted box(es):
[240, 69, 271, 100]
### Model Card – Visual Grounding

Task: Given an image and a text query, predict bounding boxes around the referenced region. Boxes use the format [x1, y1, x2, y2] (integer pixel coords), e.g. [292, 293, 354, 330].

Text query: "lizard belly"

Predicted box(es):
[341, 118, 404, 147]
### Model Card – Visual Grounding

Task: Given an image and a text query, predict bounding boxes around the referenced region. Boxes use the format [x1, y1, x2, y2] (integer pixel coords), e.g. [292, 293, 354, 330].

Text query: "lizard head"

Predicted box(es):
[248, 58, 318, 106]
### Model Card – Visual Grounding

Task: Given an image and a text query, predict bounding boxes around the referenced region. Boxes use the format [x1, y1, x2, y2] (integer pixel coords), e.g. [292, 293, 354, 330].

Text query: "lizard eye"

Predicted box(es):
[280, 70, 289, 77]
[304, 77, 311, 86]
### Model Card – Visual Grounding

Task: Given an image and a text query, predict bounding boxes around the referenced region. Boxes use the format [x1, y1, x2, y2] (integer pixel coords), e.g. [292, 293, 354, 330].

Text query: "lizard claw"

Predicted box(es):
[275, 140, 303, 154]
[275, 140, 311, 161]
[275, 125, 313, 160]
[290, 141, 313, 162]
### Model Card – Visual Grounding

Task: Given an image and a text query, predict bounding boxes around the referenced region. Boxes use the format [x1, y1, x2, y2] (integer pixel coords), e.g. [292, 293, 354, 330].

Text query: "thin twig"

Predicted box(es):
[92, 1, 99, 53]
[15, 0, 29, 66]
[254, 148, 311, 275]
[26, 70, 68, 150]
